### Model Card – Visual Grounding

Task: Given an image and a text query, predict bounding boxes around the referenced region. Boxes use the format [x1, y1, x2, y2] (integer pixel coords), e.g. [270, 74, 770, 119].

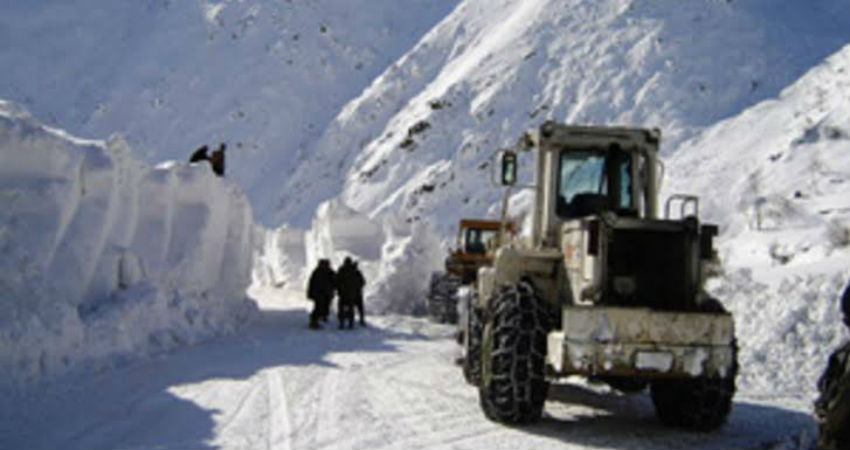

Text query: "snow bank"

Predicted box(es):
[666, 45, 850, 398]
[252, 225, 306, 288]
[0, 101, 257, 388]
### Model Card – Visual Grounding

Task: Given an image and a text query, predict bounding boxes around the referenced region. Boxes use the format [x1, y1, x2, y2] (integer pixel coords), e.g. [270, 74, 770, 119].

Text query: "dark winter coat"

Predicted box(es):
[210, 143, 226, 177]
[841, 281, 850, 328]
[816, 341, 850, 450]
[336, 261, 365, 306]
[189, 145, 209, 163]
[307, 261, 336, 302]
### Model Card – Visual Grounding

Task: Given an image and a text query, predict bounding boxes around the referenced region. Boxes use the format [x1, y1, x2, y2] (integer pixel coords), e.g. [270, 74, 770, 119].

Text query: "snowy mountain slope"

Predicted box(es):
[0, 101, 256, 388]
[665, 44, 850, 398]
[274, 0, 849, 230]
[0, 0, 460, 225]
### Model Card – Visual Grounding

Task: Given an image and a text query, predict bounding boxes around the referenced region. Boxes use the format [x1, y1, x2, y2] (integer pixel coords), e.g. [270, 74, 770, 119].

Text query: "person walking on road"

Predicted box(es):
[351, 260, 366, 326]
[307, 259, 336, 329]
[336, 257, 365, 329]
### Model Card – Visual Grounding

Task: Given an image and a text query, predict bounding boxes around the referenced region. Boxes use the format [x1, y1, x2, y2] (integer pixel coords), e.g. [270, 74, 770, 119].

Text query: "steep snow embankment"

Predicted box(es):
[259, 0, 848, 317]
[0, 101, 257, 388]
[0, 0, 460, 225]
[273, 0, 849, 230]
[666, 44, 850, 399]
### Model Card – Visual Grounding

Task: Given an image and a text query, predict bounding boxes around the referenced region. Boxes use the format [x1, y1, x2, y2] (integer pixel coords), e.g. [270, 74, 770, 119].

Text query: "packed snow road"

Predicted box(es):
[1, 288, 817, 450]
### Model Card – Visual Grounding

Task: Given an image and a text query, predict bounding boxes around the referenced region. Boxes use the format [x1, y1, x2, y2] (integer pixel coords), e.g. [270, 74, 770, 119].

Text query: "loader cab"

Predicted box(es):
[556, 144, 637, 219]
[464, 227, 498, 254]
[524, 122, 661, 247]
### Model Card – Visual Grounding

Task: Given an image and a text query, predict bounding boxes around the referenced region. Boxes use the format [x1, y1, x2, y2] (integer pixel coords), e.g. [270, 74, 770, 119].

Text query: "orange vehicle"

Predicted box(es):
[427, 219, 514, 323]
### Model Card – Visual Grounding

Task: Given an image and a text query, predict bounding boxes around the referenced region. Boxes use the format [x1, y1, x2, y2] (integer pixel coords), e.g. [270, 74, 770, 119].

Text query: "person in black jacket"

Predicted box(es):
[189, 145, 209, 163]
[306, 259, 336, 329]
[210, 143, 226, 177]
[351, 260, 366, 326]
[336, 257, 365, 329]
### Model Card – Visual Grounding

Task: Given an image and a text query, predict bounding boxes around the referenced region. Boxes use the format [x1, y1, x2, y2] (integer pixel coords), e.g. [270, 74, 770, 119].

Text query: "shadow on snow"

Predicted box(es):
[0, 294, 431, 450]
[511, 382, 816, 450]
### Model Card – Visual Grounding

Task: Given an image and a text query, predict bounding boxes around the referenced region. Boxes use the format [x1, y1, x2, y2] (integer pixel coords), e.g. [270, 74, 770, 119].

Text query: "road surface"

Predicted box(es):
[0, 288, 817, 449]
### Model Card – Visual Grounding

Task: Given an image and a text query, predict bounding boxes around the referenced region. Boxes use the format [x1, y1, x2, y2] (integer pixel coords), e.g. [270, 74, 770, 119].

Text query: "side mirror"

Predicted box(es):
[501, 150, 517, 186]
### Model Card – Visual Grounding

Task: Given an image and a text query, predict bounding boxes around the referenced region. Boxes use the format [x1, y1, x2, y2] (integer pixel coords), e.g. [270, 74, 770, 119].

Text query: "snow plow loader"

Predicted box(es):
[427, 219, 513, 324]
[465, 121, 737, 431]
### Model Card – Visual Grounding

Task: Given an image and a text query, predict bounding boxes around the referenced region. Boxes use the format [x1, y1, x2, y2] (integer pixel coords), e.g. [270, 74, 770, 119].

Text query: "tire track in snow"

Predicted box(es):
[315, 369, 342, 444]
[216, 380, 264, 436]
[267, 370, 293, 450]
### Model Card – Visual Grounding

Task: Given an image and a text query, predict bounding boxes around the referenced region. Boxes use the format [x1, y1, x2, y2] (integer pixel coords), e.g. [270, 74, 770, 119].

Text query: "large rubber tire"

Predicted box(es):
[427, 272, 461, 324]
[478, 281, 554, 424]
[463, 305, 483, 385]
[650, 299, 738, 431]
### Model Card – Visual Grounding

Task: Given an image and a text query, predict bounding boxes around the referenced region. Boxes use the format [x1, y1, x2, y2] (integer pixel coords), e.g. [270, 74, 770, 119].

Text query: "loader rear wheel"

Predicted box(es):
[427, 272, 461, 324]
[649, 369, 736, 431]
[650, 299, 738, 431]
[478, 281, 553, 424]
[463, 305, 483, 385]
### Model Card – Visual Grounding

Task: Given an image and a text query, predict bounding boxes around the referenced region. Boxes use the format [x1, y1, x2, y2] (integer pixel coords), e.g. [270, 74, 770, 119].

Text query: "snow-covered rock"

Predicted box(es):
[0, 101, 257, 388]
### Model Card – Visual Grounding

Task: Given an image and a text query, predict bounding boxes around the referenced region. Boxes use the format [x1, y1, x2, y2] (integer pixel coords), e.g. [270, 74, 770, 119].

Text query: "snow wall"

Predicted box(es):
[259, 199, 445, 316]
[0, 101, 258, 389]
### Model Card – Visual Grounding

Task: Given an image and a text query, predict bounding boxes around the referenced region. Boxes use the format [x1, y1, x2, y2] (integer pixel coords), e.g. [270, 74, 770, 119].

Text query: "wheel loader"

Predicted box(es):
[427, 219, 514, 324]
[465, 121, 737, 431]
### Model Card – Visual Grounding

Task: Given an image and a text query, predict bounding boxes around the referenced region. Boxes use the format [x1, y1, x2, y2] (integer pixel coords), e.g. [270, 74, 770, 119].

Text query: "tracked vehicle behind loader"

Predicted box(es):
[465, 121, 737, 431]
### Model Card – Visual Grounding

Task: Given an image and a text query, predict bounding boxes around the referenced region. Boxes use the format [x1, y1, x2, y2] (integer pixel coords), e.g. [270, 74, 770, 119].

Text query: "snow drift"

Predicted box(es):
[0, 101, 257, 388]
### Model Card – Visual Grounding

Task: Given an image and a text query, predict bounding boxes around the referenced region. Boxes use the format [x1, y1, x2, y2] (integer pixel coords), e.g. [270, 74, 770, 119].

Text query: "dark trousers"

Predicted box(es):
[310, 296, 331, 328]
[338, 299, 354, 328]
[353, 296, 365, 324]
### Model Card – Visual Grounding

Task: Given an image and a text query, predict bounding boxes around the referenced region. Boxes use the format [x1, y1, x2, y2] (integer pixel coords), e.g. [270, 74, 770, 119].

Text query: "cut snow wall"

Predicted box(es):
[0, 101, 257, 388]
[253, 225, 307, 289]
[260, 199, 444, 314]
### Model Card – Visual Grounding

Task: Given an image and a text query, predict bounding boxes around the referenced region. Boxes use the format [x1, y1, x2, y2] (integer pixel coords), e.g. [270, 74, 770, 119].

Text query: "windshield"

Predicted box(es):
[464, 228, 498, 254]
[557, 148, 633, 218]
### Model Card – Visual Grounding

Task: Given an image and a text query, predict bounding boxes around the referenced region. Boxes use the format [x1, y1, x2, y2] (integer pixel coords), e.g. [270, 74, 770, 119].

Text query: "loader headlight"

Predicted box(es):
[613, 276, 636, 296]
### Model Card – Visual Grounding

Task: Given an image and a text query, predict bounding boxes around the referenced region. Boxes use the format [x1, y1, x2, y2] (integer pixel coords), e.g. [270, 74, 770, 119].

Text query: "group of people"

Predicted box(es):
[815, 281, 850, 450]
[189, 143, 226, 176]
[306, 257, 366, 330]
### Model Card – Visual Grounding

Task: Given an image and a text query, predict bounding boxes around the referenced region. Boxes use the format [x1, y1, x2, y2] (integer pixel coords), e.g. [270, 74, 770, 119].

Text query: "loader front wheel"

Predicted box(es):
[427, 272, 461, 324]
[478, 281, 553, 424]
[650, 299, 738, 431]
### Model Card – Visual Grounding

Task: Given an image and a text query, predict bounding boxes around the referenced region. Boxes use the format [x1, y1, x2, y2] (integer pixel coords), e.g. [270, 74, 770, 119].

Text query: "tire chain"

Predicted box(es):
[479, 281, 554, 424]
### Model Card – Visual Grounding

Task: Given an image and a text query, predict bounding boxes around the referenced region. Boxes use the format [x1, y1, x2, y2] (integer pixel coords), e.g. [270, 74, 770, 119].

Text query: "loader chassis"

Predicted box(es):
[468, 122, 737, 431]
